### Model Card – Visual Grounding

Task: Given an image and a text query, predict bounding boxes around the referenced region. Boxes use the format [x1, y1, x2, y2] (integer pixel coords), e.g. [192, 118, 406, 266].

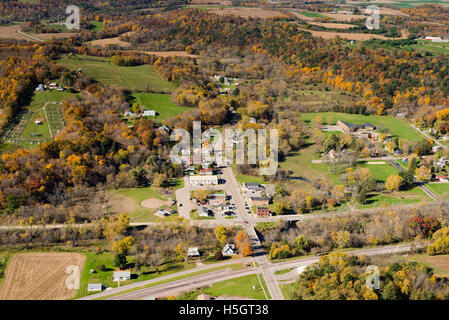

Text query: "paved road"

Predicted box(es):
[222, 166, 284, 300]
[95, 241, 425, 300]
[79, 257, 252, 300]
[411, 124, 447, 149]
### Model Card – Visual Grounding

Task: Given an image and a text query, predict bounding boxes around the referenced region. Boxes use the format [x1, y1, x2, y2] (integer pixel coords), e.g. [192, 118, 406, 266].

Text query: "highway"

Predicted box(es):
[80, 241, 425, 300]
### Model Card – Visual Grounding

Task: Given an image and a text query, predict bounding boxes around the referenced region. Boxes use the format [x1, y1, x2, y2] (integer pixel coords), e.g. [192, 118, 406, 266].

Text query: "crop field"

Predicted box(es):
[57, 55, 178, 92]
[300, 112, 425, 141]
[291, 88, 357, 107]
[88, 37, 131, 48]
[131, 93, 191, 119]
[0, 252, 86, 300]
[208, 7, 286, 18]
[406, 254, 449, 277]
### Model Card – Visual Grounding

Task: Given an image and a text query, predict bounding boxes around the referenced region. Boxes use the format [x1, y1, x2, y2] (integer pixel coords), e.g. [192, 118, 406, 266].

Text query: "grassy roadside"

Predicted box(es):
[93, 263, 247, 300]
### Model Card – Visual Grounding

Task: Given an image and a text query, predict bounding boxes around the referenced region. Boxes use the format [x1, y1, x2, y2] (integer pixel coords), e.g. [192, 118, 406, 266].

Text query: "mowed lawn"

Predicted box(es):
[300, 112, 425, 141]
[57, 55, 177, 92]
[131, 93, 191, 119]
[21, 109, 50, 139]
[201, 274, 271, 300]
[358, 161, 399, 183]
[28, 90, 77, 111]
[427, 183, 449, 196]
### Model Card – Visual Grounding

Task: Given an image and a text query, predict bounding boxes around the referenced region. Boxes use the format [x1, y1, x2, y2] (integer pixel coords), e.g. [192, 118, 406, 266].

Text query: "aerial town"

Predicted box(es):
[1, 0, 449, 311]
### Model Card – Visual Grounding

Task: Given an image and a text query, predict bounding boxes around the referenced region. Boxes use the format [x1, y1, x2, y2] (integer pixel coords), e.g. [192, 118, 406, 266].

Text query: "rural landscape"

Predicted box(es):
[1, 0, 449, 308]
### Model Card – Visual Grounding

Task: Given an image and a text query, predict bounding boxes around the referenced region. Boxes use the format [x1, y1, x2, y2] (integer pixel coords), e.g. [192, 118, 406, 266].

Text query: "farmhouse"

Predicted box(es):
[113, 271, 131, 281]
[87, 283, 102, 292]
[250, 196, 269, 206]
[256, 207, 270, 217]
[34, 120, 42, 125]
[189, 175, 218, 186]
[188, 247, 200, 257]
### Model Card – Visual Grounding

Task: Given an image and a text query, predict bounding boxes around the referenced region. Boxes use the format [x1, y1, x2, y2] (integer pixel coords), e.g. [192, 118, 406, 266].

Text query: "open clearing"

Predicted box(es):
[407, 254, 449, 277]
[88, 37, 131, 47]
[57, 55, 177, 92]
[209, 7, 286, 18]
[300, 112, 425, 141]
[320, 12, 367, 22]
[307, 22, 358, 29]
[0, 25, 75, 41]
[130, 93, 191, 119]
[298, 28, 408, 40]
[142, 51, 199, 58]
[0, 252, 85, 300]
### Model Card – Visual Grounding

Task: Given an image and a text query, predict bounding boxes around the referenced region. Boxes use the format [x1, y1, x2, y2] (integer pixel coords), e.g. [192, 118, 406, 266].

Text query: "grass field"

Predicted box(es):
[130, 93, 191, 119]
[280, 282, 298, 300]
[90, 21, 104, 32]
[299, 11, 327, 18]
[427, 183, 449, 196]
[354, 187, 430, 209]
[289, 88, 356, 108]
[75, 251, 197, 299]
[21, 109, 50, 140]
[57, 55, 177, 92]
[406, 254, 449, 277]
[358, 161, 399, 183]
[200, 274, 271, 300]
[300, 112, 425, 142]
[108, 186, 178, 222]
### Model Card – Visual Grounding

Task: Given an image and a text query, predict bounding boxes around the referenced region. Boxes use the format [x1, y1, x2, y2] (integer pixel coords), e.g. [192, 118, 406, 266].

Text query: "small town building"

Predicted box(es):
[144, 110, 156, 116]
[189, 175, 218, 186]
[242, 183, 261, 192]
[222, 243, 237, 256]
[188, 247, 200, 257]
[88, 284, 102, 292]
[250, 196, 269, 206]
[200, 168, 213, 175]
[436, 175, 449, 183]
[113, 271, 131, 281]
[198, 206, 209, 217]
[208, 193, 226, 205]
[256, 207, 270, 217]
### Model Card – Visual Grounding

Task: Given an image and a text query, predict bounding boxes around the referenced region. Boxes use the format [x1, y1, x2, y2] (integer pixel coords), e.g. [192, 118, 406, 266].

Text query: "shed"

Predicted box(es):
[88, 283, 102, 292]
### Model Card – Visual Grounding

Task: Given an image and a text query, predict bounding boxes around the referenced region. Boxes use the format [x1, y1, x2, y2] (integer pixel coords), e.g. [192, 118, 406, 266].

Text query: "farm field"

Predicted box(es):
[88, 37, 131, 48]
[130, 93, 192, 119]
[300, 112, 425, 141]
[57, 55, 178, 92]
[208, 7, 286, 18]
[290, 87, 357, 108]
[0, 252, 86, 300]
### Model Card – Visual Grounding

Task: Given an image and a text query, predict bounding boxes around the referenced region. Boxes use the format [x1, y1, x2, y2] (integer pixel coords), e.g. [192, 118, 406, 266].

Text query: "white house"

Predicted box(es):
[189, 175, 218, 186]
[188, 247, 200, 257]
[113, 271, 131, 281]
[48, 82, 57, 89]
[222, 243, 237, 256]
[34, 120, 42, 125]
[144, 110, 156, 116]
[198, 206, 209, 217]
[87, 283, 102, 292]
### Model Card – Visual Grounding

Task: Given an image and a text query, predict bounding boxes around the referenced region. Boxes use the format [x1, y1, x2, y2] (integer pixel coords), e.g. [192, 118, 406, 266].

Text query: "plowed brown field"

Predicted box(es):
[0, 252, 86, 300]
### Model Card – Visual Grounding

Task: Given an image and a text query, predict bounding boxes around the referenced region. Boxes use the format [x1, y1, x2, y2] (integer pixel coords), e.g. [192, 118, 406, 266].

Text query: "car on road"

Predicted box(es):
[179, 203, 183, 207]
[243, 220, 248, 224]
